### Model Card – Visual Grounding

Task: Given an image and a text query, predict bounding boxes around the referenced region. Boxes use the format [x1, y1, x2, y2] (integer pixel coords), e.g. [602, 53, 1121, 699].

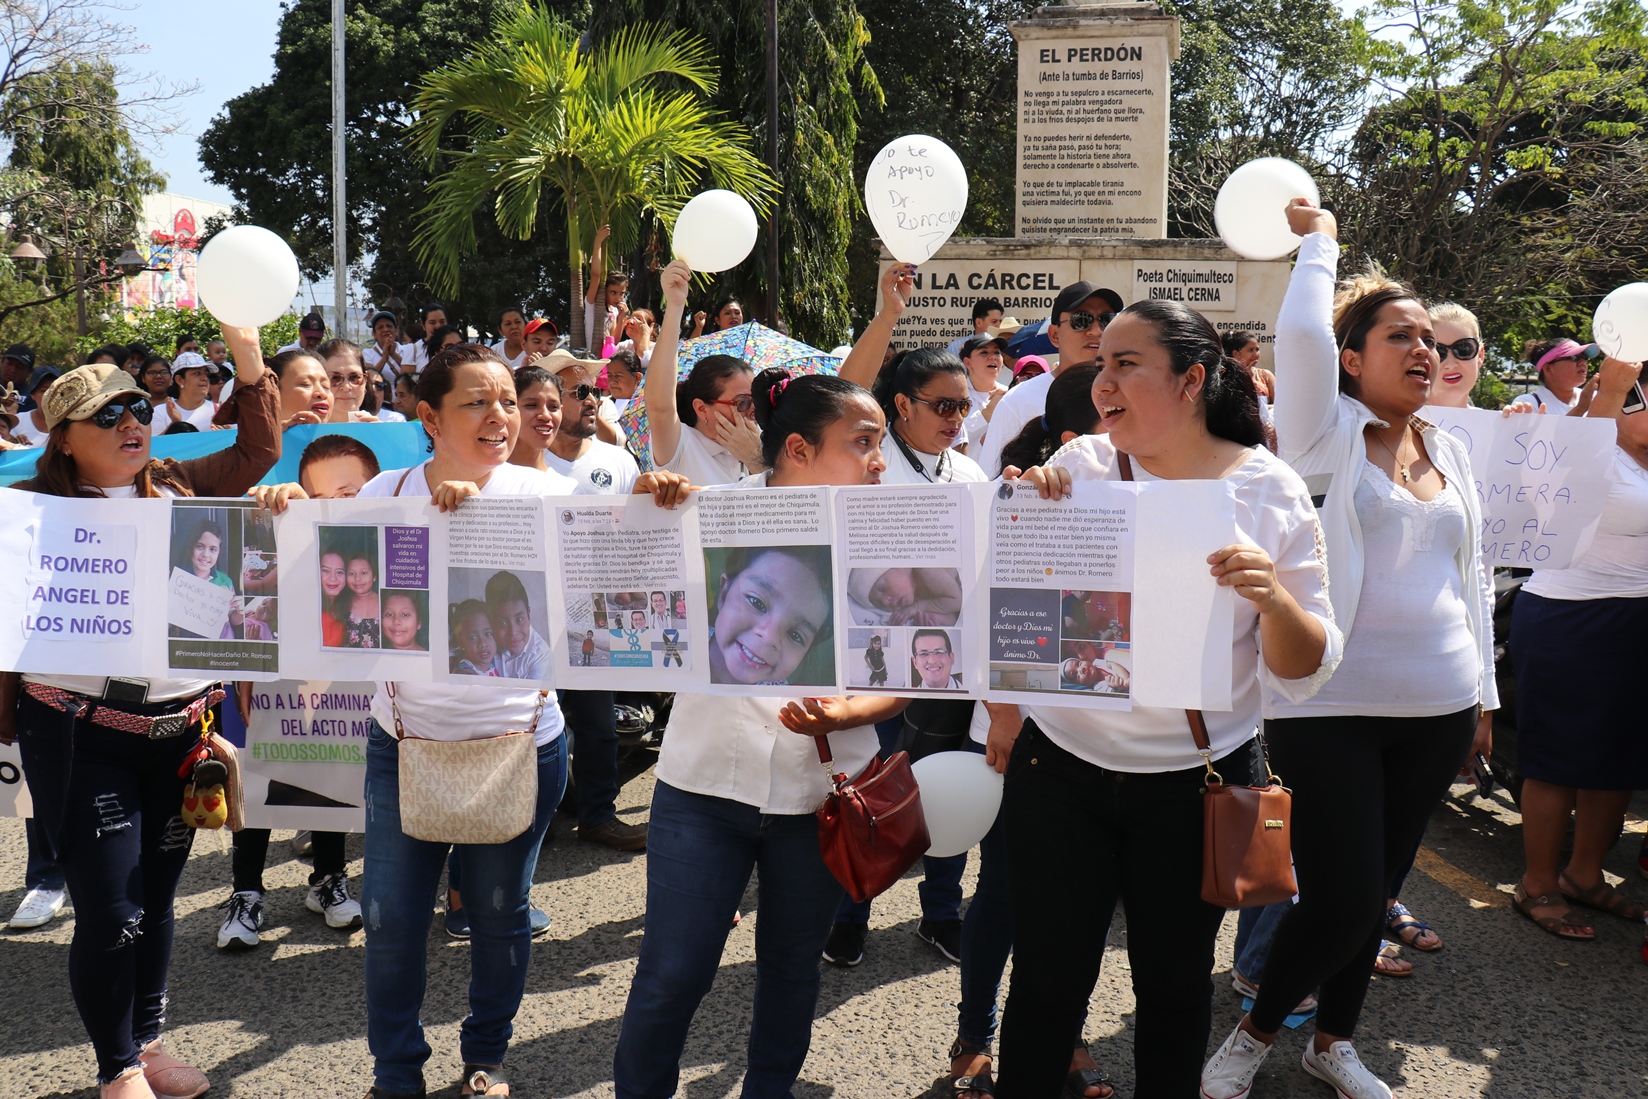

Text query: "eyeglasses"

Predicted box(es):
[570, 383, 598, 402]
[1064, 311, 1116, 332]
[708, 394, 756, 415]
[908, 395, 973, 418]
[913, 648, 951, 659]
[1436, 338, 1481, 362]
[372, 382, 389, 392]
[330, 372, 366, 388]
[89, 398, 154, 428]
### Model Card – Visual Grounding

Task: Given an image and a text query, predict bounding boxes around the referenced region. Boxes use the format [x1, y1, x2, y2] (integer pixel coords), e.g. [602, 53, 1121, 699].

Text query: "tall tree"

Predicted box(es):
[198, 0, 587, 335]
[4, 61, 165, 206]
[410, 7, 776, 348]
[589, 0, 878, 347]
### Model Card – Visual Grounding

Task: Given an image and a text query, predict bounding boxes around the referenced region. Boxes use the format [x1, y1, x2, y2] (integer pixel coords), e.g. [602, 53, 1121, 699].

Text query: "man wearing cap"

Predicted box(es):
[523, 317, 559, 362]
[973, 281, 1123, 478]
[9, 364, 60, 446]
[945, 297, 1004, 356]
[2, 344, 36, 411]
[1510, 338, 1592, 412]
[956, 332, 1010, 456]
[278, 312, 327, 354]
[362, 310, 406, 377]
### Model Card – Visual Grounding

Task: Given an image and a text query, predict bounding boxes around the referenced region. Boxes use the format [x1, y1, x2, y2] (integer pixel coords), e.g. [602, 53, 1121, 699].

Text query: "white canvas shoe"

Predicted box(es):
[8, 886, 66, 928]
[1302, 1040, 1392, 1099]
[1202, 1025, 1273, 1099]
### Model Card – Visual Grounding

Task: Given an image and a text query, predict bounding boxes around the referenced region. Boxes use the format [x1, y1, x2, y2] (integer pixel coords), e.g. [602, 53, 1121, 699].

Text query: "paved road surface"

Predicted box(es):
[2, 754, 1645, 1099]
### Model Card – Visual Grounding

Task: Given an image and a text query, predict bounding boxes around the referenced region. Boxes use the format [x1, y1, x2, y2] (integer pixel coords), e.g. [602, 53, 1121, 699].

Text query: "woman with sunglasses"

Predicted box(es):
[1511, 338, 1591, 413]
[869, 348, 988, 486]
[1510, 354, 1648, 943]
[643, 259, 758, 486]
[0, 326, 278, 1099]
[1425, 304, 1486, 409]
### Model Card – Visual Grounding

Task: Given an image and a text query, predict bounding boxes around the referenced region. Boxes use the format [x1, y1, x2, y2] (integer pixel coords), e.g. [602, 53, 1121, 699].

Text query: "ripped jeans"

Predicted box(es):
[16, 693, 199, 1084]
[360, 720, 566, 1094]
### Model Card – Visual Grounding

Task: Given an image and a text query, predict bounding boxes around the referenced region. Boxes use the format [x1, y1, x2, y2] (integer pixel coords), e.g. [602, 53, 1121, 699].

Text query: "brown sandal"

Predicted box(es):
[1559, 874, 1647, 922]
[1514, 884, 1596, 940]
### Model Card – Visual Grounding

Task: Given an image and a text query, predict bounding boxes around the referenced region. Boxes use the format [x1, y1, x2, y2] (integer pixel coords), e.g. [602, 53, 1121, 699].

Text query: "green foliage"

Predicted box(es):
[0, 271, 87, 364]
[411, 6, 776, 346]
[74, 309, 301, 361]
[199, 0, 587, 336]
[2, 61, 166, 207]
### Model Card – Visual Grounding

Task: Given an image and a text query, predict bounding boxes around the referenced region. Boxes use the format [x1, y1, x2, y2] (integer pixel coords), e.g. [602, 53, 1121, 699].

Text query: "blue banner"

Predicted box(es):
[0, 421, 430, 488]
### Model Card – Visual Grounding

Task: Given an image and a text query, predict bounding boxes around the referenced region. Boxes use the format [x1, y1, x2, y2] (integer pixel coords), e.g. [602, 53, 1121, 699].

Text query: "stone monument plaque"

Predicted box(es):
[1010, 3, 1179, 238]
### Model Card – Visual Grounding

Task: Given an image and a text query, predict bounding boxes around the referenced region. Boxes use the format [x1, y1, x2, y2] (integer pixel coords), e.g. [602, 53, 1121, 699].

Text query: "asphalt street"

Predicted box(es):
[2, 755, 1644, 1099]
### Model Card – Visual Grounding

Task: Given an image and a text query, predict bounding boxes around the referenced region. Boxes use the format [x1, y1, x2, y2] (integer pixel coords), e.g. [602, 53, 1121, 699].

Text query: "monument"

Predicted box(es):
[879, 1, 1293, 369]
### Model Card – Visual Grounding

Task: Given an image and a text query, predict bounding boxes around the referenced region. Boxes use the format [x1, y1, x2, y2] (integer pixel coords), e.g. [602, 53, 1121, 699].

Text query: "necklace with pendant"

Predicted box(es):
[1372, 424, 1413, 483]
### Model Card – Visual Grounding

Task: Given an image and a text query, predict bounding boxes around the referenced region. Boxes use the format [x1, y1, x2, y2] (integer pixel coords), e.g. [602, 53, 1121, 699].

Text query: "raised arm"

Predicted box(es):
[643, 259, 692, 467]
[173, 325, 281, 496]
[586, 224, 609, 306]
[221, 324, 267, 389]
[1271, 200, 1342, 463]
[839, 263, 915, 389]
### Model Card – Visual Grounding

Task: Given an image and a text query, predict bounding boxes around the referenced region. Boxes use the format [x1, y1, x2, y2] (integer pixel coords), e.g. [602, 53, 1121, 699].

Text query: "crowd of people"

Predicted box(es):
[2, 197, 1646, 1099]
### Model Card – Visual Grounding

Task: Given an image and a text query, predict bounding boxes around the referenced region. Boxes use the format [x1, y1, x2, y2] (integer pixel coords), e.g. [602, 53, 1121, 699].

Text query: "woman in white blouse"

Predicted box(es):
[613, 368, 909, 1099]
[1510, 354, 1648, 940]
[1002, 298, 1339, 1098]
[640, 259, 757, 486]
[1203, 201, 1497, 1099]
[355, 344, 685, 1099]
[868, 348, 989, 485]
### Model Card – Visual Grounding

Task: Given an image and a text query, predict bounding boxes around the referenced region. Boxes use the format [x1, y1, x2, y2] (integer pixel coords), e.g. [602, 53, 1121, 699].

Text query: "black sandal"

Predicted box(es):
[1065, 1043, 1114, 1099]
[460, 1064, 510, 1097]
[947, 1037, 996, 1098]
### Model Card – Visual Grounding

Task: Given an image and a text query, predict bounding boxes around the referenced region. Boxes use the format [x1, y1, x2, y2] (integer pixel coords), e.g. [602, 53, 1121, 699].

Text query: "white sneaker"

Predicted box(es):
[1202, 1025, 1273, 1099]
[305, 872, 362, 930]
[1302, 1040, 1392, 1099]
[8, 886, 66, 928]
[216, 890, 263, 950]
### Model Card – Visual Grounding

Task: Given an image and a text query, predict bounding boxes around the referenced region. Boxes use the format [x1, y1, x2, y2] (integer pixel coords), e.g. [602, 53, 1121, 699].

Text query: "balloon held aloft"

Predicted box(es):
[1592, 283, 1648, 363]
[912, 750, 1002, 859]
[195, 225, 301, 328]
[865, 135, 969, 265]
[1214, 158, 1321, 261]
[672, 190, 759, 274]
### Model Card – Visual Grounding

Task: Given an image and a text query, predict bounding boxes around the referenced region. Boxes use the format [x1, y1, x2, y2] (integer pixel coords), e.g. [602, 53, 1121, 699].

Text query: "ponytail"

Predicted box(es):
[750, 367, 873, 470]
[1117, 299, 1264, 448]
[871, 347, 967, 422]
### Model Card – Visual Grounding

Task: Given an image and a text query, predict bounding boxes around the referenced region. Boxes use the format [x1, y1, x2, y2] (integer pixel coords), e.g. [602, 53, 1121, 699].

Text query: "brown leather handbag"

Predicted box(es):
[1191, 710, 1297, 908]
[814, 736, 930, 903]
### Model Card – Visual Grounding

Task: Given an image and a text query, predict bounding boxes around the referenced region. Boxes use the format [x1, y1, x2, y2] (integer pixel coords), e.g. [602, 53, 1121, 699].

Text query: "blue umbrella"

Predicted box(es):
[1007, 318, 1056, 358]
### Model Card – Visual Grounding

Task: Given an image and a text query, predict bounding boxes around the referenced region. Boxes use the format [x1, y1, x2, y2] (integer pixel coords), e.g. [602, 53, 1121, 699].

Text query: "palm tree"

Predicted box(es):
[410, 4, 777, 347]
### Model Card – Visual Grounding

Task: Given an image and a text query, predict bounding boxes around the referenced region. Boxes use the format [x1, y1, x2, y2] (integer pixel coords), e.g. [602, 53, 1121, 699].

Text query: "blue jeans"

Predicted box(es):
[361, 720, 566, 1093]
[613, 780, 844, 1099]
[837, 717, 966, 924]
[25, 815, 65, 892]
[1233, 900, 1293, 983]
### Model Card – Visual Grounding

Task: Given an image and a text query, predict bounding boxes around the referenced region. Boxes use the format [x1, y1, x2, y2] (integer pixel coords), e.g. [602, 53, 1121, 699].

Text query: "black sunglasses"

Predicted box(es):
[1065, 310, 1117, 332]
[372, 381, 390, 392]
[909, 395, 973, 418]
[571, 383, 598, 401]
[1436, 337, 1481, 362]
[90, 398, 154, 428]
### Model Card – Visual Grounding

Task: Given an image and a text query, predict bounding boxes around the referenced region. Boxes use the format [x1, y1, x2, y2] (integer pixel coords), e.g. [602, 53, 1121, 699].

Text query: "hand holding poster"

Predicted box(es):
[1423, 406, 1615, 568]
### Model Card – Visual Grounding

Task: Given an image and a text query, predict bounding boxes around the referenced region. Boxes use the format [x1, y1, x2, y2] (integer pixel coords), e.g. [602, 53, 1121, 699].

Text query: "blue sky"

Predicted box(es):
[121, 0, 282, 204]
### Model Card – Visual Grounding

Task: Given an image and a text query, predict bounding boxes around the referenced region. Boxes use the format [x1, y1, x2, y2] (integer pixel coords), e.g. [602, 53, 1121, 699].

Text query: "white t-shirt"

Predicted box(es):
[973, 370, 1054, 478]
[879, 431, 989, 485]
[374, 408, 407, 423]
[656, 422, 745, 487]
[1026, 437, 1341, 772]
[490, 341, 527, 370]
[596, 397, 627, 447]
[1509, 385, 1580, 413]
[543, 439, 639, 495]
[359, 460, 573, 744]
[362, 343, 407, 378]
[150, 399, 217, 436]
[24, 484, 216, 702]
[10, 412, 49, 447]
[960, 384, 1002, 454]
[1523, 448, 1648, 600]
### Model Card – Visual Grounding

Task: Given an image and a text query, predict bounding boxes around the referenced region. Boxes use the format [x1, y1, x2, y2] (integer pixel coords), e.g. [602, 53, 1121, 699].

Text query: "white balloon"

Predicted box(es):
[672, 190, 759, 273]
[1213, 158, 1321, 261]
[912, 751, 1003, 859]
[865, 134, 969, 264]
[195, 225, 301, 328]
[1592, 282, 1648, 362]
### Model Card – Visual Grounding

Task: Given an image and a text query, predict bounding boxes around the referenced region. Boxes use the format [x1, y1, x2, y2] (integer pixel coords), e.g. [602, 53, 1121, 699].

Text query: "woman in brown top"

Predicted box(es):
[0, 324, 279, 1099]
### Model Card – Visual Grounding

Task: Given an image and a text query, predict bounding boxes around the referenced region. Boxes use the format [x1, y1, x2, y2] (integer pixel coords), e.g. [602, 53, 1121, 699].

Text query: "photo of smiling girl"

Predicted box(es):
[380, 589, 427, 651]
[344, 552, 380, 648]
[704, 544, 835, 687]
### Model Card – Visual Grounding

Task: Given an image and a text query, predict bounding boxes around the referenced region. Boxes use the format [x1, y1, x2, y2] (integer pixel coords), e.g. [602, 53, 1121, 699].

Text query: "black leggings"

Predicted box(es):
[1250, 708, 1476, 1036]
[16, 694, 199, 1084]
[232, 828, 346, 893]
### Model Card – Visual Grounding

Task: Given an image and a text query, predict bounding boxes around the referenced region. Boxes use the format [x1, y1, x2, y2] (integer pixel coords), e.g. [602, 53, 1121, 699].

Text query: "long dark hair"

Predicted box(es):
[749, 367, 872, 470]
[871, 347, 968, 424]
[1120, 299, 1264, 447]
[996, 363, 1101, 475]
[26, 419, 194, 499]
[677, 353, 753, 426]
[706, 296, 744, 332]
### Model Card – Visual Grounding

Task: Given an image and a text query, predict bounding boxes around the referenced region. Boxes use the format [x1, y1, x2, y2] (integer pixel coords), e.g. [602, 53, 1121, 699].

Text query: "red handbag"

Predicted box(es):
[814, 736, 930, 903]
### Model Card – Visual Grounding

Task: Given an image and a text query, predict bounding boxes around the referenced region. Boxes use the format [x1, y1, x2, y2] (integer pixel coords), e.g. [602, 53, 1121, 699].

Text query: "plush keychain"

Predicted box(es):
[179, 712, 230, 829]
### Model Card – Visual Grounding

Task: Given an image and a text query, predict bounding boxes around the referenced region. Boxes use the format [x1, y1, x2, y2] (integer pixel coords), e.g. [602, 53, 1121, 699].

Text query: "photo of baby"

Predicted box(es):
[1061, 590, 1130, 643]
[705, 545, 835, 687]
[1059, 640, 1131, 695]
[847, 567, 962, 627]
[447, 567, 551, 679]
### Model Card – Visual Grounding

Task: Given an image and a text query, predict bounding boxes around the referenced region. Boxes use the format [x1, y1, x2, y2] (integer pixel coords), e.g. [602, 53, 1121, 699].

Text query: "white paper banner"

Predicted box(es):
[238, 680, 369, 832]
[0, 742, 31, 818]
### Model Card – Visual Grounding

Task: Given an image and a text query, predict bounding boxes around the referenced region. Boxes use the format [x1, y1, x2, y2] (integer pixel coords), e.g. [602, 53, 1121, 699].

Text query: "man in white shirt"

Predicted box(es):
[492, 306, 527, 368]
[542, 360, 640, 493]
[956, 333, 1009, 455]
[277, 312, 326, 354]
[973, 282, 1121, 478]
[945, 296, 1003, 356]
